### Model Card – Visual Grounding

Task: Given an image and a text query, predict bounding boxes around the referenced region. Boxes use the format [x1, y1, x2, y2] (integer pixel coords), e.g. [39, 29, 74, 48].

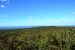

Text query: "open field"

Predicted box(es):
[0, 26, 75, 50]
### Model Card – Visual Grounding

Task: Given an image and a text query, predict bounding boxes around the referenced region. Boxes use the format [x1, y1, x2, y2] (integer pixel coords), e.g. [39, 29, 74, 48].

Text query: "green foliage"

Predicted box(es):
[0, 26, 75, 50]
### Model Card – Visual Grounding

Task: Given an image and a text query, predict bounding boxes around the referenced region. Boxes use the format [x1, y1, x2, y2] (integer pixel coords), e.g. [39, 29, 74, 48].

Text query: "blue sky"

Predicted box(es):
[0, 0, 75, 26]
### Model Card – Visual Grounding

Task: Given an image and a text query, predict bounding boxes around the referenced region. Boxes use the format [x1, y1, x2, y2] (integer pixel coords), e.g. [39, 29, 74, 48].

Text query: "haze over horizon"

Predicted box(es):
[0, 0, 75, 27]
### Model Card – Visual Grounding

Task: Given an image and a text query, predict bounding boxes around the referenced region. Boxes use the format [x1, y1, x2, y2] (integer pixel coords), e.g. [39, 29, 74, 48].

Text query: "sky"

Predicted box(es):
[0, 0, 75, 27]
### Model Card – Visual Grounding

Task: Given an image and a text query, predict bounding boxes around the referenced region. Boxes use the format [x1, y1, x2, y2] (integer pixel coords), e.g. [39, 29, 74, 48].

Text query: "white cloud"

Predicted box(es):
[0, 0, 10, 8]
[45, 17, 51, 21]
[3, 16, 8, 17]
[72, 12, 75, 14]
[0, 5, 5, 8]
[1, 0, 7, 2]
[28, 16, 33, 21]
[0, 15, 8, 18]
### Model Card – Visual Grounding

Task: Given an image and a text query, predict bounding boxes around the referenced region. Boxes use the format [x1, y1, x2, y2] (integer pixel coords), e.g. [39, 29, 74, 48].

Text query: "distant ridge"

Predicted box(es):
[0, 26, 32, 30]
[0, 26, 75, 30]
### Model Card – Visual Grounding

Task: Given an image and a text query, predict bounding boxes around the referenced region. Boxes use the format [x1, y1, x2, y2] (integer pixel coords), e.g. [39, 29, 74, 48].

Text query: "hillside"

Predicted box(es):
[0, 26, 75, 50]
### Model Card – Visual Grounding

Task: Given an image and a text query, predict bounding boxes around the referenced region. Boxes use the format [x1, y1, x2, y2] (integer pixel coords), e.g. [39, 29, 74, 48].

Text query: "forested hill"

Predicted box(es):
[0, 26, 75, 50]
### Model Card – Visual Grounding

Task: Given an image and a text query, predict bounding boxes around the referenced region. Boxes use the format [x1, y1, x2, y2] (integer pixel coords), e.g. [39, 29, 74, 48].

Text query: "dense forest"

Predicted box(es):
[0, 26, 75, 50]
